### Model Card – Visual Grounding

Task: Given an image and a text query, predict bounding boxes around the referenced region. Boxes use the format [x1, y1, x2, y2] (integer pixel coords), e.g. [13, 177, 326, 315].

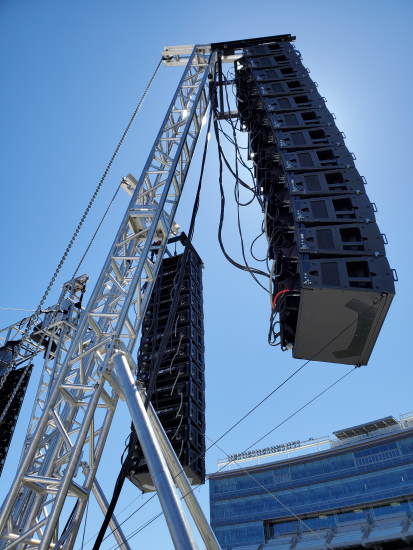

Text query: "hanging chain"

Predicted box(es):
[0, 58, 163, 400]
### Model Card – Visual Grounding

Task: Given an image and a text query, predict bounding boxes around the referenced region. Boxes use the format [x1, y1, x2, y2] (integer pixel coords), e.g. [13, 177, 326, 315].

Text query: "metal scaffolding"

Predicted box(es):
[0, 45, 219, 550]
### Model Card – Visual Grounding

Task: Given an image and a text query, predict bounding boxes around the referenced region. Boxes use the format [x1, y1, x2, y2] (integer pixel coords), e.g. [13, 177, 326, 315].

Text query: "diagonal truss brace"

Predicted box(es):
[0, 46, 214, 550]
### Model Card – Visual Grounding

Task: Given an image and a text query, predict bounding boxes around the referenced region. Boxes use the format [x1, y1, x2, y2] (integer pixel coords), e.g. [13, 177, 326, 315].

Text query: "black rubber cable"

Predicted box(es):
[214, 114, 270, 281]
[91, 461, 129, 550]
[144, 102, 214, 407]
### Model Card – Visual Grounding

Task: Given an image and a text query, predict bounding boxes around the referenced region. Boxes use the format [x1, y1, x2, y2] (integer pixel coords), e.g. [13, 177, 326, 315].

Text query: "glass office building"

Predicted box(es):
[209, 413, 413, 549]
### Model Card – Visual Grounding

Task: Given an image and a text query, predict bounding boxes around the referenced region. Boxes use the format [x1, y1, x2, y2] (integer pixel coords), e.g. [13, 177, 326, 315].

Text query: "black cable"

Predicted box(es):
[233, 145, 270, 293]
[214, 85, 260, 198]
[91, 460, 129, 550]
[216, 122, 256, 197]
[214, 115, 270, 281]
[221, 70, 261, 195]
[249, 228, 267, 262]
[268, 314, 281, 347]
[144, 103, 214, 407]
[215, 128, 258, 198]
[54, 502, 79, 549]
[220, 72, 270, 292]
[212, 66, 273, 288]
[80, 498, 90, 550]
[224, 83, 272, 293]
[204, 362, 308, 453]
[218, 120, 261, 202]
[87, 494, 157, 549]
[121, 433, 132, 464]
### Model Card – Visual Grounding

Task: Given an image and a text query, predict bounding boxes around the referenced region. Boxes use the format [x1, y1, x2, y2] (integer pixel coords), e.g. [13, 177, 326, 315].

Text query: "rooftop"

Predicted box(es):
[333, 415, 398, 440]
[215, 411, 413, 472]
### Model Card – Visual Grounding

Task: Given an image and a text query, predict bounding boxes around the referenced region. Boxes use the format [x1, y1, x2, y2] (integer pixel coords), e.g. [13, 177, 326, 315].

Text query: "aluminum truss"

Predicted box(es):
[0, 275, 89, 548]
[0, 46, 215, 550]
[0, 274, 88, 426]
[24, 275, 89, 446]
[0, 323, 41, 384]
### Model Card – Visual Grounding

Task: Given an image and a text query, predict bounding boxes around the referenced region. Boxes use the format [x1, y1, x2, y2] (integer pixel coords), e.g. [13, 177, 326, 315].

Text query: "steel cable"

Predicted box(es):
[0, 58, 162, 423]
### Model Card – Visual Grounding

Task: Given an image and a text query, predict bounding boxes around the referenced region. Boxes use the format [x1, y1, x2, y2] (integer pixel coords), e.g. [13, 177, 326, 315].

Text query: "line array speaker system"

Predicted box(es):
[235, 37, 395, 365]
[125, 242, 205, 491]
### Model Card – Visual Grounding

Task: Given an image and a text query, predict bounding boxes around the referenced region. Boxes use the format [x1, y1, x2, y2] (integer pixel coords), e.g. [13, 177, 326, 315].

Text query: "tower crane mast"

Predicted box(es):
[0, 45, 218, 550]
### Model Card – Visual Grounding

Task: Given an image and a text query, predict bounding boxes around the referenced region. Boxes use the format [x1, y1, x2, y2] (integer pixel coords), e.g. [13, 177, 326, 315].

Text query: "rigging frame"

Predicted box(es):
[0, 45, 218, 550]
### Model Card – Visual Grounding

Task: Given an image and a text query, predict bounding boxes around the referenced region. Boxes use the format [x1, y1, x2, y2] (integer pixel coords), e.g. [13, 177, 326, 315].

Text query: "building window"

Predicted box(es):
[266, 500, 413, 540]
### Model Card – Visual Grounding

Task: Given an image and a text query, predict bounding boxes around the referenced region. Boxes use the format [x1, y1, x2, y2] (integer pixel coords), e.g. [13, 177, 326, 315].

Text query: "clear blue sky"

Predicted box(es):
[1, 1, 412, 548]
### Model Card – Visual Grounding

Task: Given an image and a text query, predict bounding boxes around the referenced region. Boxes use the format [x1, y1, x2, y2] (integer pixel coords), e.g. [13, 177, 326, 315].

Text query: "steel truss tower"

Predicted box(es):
[0, 45, 220, 550]
[0, 274, 87, 475]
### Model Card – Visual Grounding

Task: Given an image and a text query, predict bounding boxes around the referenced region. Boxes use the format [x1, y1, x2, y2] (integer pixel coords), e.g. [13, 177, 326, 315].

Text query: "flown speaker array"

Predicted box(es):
[126, 246, 205, 491]
[235, 38, 395, 365]
[0, 342, 32, 476]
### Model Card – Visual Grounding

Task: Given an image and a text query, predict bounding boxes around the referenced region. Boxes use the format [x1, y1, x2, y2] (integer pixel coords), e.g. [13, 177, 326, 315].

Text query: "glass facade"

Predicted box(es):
[209, 431, 413, 548]
[269, 501, 412, 537]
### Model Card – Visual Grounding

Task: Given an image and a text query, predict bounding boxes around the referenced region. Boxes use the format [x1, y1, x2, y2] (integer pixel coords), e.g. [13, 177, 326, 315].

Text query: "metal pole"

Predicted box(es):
[90, 476, 132, 550]
[147, 401, 221, 550]
[111, 352, 198, 550]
